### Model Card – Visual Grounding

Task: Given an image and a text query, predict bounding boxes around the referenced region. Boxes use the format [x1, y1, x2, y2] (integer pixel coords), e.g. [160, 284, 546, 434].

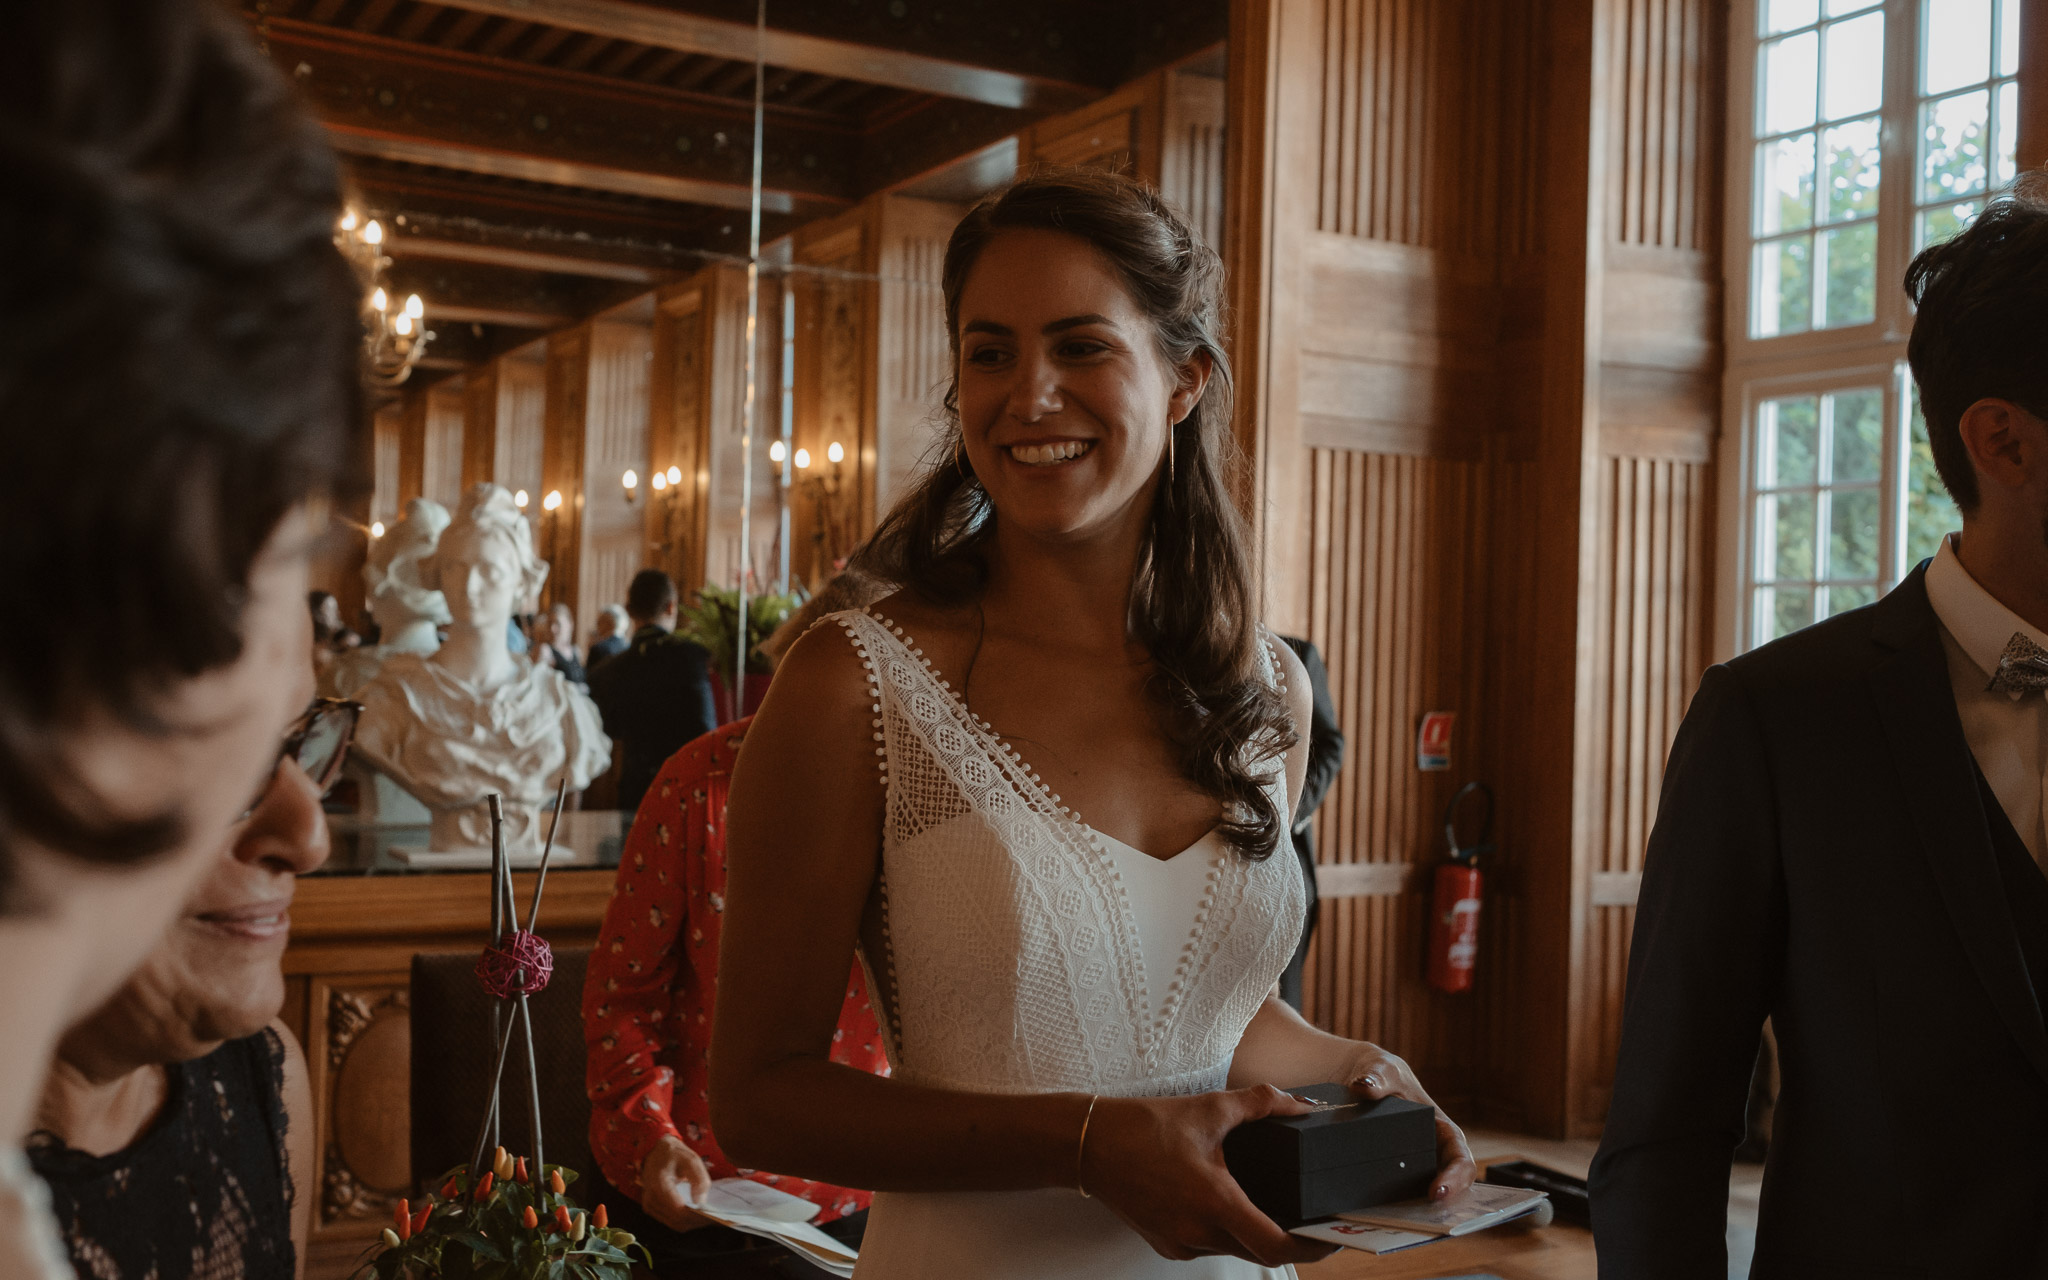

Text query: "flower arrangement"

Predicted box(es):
[352, 791, 642, 1280]
[353, 1148, 648, 1279]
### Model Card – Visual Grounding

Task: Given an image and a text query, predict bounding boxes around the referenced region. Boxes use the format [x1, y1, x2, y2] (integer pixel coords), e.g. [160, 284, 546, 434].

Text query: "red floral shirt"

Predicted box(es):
[581, 717, 887, 1220]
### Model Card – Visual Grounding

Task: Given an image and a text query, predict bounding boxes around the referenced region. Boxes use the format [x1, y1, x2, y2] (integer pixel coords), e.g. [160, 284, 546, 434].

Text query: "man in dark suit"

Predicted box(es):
[1278, 636, 1344, 1011]
[1591, 175, 2048, 1277]
[588, 569, 716, 816]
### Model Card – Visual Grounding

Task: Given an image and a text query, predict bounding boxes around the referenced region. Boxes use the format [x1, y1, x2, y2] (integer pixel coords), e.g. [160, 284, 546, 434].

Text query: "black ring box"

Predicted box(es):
[1221, 1083, 1438, 1226]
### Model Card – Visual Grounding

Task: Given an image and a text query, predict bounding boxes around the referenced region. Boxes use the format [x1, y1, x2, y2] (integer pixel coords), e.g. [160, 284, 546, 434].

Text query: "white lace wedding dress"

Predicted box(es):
[829, 609, 1307, 1280]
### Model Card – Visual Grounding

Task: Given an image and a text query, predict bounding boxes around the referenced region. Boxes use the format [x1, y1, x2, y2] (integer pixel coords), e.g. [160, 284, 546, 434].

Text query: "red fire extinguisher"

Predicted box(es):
[1428, 782, 1493, 994]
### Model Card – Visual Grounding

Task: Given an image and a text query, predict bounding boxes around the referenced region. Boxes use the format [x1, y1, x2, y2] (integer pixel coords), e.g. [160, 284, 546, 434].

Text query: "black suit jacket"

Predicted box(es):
[587, 625, 716, 816]
[1591, 566, 2048, 1279]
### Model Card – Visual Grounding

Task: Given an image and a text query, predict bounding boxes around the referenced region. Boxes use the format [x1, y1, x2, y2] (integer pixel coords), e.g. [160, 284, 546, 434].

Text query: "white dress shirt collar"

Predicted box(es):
[1924, 534, 2048, 696]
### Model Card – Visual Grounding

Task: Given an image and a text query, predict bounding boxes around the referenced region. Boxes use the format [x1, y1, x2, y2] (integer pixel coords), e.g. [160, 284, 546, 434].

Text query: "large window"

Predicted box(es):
[1723, 0, 2019, 653]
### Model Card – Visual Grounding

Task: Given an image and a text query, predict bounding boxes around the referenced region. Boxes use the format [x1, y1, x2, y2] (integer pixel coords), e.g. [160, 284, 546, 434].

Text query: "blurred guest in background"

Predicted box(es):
[584, 574, 884, 1275]
[535, 601, 587, 686]
[308, 591, 342, 646]
[587, 604, 632, 673]
[589, 571, 716, 816]
[1276, 636, 1343, 1012]
[0, 0, 365, 1272]
[32, 699, 355, 1280]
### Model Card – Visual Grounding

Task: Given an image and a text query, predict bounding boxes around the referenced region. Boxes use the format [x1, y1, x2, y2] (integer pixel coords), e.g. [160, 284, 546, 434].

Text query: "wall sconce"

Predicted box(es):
[621, 468, 639, 505]
[794, 440, 851, 590]
[646, 464, 687, 561]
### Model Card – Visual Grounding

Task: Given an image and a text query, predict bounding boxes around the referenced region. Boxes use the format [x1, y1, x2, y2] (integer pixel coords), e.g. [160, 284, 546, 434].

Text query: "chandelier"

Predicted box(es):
[335, 210, 433, 387]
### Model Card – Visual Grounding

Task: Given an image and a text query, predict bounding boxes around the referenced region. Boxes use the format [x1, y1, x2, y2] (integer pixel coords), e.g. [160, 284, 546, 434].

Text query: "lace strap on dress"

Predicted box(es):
[827, 611, 889, 788]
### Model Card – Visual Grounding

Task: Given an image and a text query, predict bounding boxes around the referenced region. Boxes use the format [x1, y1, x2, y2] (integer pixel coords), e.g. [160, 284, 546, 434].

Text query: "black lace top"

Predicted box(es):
[27, 1028, 297, 1280]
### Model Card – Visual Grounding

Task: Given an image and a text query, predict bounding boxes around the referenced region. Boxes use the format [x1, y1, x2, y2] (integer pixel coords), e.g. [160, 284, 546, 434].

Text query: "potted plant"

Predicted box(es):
[352, 1149, 647, 1279]
[680, 585, 799, 722]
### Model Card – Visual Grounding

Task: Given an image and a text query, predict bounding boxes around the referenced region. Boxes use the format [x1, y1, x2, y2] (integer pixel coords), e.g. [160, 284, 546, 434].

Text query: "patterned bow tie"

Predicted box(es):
[1987, 632, 2048, 697]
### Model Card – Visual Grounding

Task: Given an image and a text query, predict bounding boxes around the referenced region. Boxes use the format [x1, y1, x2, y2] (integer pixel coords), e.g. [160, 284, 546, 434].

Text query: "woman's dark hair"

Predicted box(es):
[1905, 170, 2048, 512]
[852, 167, 1296, 861]
[0, 0, 366, 897]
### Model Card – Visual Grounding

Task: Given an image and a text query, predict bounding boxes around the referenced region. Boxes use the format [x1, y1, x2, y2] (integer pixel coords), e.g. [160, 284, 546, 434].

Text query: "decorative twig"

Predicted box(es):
[526, 775, 569, 934]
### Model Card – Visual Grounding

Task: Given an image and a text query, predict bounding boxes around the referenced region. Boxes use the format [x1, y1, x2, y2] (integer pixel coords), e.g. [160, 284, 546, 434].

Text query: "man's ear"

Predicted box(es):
[1958, 398, 2046, 497]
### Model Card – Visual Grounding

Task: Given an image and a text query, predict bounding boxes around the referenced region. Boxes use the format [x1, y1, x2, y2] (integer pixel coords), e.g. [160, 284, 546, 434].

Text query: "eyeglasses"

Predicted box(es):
[238, 697, 362, 822]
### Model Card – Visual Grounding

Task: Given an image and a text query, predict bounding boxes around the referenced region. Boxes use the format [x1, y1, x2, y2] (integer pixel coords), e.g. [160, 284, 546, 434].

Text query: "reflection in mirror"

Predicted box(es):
[261, 0, 1226, 698]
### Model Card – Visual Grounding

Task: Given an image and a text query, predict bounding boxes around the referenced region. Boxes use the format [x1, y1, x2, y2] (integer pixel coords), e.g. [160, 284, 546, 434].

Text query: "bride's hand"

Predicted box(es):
[1077, 1085, 1342, 1267]
[1341, 1045, 1477, 1201]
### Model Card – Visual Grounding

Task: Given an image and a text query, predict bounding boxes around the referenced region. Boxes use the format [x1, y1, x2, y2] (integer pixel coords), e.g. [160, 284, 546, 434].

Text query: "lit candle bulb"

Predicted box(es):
[827, 441, 845, 464]
[651, 471, 668, 492]
[393, 313, 413, 336]
[369, 521, 385, 538]
[768, 440, 786, 463]
[370, 287, 388, 313]
[543, 490, 562, 511]
[404, 294, 424, 318]
[514, 490, 529, 509]
[340, 210, 358, 232]
[794, 447, 811, 470]
[363, 219, 383, 245]
[622, 468, 638, 491]
[666, 465, 681, 485]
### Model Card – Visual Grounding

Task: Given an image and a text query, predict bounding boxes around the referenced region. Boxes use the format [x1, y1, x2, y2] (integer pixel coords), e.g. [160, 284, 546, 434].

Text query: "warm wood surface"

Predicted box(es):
[1297, 1155, 1594, 1280]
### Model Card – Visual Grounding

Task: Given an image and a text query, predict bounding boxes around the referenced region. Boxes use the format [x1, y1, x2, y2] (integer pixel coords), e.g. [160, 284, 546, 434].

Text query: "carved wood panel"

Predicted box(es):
[304, 973, 411, 1276]
[578, 321, 652, 629]
[421, 384, 466, 511]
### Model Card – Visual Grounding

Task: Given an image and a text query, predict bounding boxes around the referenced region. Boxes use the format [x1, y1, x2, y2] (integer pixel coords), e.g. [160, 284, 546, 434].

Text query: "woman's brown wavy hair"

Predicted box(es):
[851, 167, 1296, 861]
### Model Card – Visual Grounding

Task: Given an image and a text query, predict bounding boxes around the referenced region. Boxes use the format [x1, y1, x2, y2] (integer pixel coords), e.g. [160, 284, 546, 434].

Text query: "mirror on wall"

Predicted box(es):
[256, 0, 1227, 681]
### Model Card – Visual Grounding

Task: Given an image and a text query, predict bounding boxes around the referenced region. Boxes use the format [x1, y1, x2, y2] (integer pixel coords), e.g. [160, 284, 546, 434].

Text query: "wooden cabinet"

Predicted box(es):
[282, 869, 613, 1280]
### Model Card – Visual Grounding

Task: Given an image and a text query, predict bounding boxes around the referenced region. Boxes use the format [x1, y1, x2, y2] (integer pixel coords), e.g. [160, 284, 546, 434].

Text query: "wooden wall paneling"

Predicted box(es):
[499, 358, 549, 503]
[420, 382, 467, 511]
[650, 280, 710, 594]
[792, 208, 879, 590]
[2023, 0, 2048, 170]
[540, 325, 591, 614]
[460, 364, 499, 492]
[1160, 67, 1229, 251]
[697, 263, 781, 592]
[396, 391, 427, 509]
[1022, 72, 1168, 184]
[372, 404, 404, 527]
[874, 195, 965, 518]
[577, 320, 654, 630]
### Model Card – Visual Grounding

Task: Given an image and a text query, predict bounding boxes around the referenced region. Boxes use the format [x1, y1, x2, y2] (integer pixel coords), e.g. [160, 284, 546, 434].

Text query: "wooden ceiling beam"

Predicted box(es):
[384, 235, 669, 283]
[417, 0, 1095, 110]
[326, 126, 821, 214]
[266, 20, 858, 212]
[423, 302, 571, 329]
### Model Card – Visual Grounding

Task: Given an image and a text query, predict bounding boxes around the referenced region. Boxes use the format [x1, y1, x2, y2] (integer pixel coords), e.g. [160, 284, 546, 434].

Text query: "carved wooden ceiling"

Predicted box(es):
[241, 0, 1223, 377]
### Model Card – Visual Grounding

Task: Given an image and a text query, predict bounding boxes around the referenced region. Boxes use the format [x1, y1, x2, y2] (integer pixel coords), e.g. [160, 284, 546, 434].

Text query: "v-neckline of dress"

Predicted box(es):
[860, 609, 1252, 1063]
[857, 608, 1217, 864]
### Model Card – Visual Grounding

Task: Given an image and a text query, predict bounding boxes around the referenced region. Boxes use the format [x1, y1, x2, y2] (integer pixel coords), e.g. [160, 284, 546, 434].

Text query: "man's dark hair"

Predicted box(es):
[0, 0, 366, 889]
[1905, 170, 2048, 511]
[626, 570, 679, 623]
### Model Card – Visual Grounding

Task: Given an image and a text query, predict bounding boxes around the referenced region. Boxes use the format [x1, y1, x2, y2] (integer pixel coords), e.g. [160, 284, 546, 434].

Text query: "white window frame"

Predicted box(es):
[1716, 0, 2022, 659]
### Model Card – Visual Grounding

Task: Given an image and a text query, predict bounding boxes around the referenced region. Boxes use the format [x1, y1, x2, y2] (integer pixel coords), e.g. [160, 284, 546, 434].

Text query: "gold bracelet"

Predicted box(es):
[1075, 1094, 1099, 1197]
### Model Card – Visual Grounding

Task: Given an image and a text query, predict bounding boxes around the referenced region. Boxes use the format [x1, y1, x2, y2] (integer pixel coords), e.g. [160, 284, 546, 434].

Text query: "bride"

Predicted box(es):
[710, 169, 1473, 1277]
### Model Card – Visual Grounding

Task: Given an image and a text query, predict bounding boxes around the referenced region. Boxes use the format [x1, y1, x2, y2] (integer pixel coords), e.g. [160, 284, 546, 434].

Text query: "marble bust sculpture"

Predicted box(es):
[320, 497, 452, 699]
[352, 483, 611, 852]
